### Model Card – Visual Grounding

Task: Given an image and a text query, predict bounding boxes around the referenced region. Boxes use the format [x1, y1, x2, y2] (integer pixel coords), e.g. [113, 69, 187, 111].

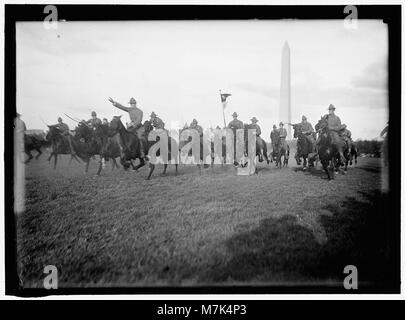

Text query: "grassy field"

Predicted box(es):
[16, 150, 396, 288]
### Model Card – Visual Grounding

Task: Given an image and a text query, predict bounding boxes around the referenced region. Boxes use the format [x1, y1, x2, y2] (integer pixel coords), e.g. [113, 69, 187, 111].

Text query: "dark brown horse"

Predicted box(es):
[109, 116, 178, 180]
[314, 116, 342, 179]
[46, 125, 81, 169]
[243, 124, 270, 165]
[272, 130, 289, 168]
[292, 123, 316, 170]
[24, 133, 50, 164]
[74, 122, 120, 175]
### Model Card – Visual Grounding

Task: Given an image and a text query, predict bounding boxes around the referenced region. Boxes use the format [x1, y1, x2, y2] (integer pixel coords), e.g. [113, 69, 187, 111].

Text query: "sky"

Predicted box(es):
[16, 19, 388, 140]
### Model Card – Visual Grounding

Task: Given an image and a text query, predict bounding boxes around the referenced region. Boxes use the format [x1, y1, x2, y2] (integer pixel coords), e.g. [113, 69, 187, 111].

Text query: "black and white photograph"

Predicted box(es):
[4, 3, 401, 297]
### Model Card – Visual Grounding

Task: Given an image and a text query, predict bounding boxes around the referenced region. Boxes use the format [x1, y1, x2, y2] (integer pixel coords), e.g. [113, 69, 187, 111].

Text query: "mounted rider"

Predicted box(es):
[189, 118, 203, 136]
[340, 124, 353, 154]
[317, 104, 346, 165]
[227, 112, 244, 131]
[278, 122, 288, 149]
[300, 115, 315, 152]
[249, 117, 261, 136]
[108, 97, 146, 159]
[86, 111, 102, 129]
[109, 97, 143, 131]
[55, 117, 76, 155]
[150, 111, 166, 130]
[270, 124, 278, 154]
[227, 112, 244, 165]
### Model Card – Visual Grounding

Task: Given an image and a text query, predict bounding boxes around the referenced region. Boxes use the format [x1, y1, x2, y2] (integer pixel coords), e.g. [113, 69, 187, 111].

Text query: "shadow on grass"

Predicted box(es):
[356, 166, 381, 174]
[203, 190, 398, 290]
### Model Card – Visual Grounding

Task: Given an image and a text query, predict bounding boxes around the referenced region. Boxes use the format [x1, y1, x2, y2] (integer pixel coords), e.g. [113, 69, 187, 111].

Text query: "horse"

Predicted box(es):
[272, 130, 289, 168]
[178, 127, 213, 173]
[314, 115, 349, 179]
[109, 116, 178, 180]
[45, 125, 81, 169]
[292, 123, 316, 170]
[243, 124, 270, 165]
[24, 133, 49, 164]
[74, 122, 121, 175]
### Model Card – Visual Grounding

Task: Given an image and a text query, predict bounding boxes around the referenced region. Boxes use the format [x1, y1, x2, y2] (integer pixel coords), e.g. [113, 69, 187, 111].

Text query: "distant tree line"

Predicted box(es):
[355, 139, 383, 157]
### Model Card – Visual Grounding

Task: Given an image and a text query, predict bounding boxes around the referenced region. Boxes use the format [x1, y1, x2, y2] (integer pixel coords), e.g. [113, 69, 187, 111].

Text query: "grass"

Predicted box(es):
[16, 151, 395, 288]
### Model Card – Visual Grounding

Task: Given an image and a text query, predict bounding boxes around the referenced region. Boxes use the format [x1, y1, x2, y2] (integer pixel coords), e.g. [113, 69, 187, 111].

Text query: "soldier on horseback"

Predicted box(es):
[227, 112, 244, 165]
[189, 118, 203, 136]
[278, 122, 288, 149]
[249, 117, 261, 136]
[55, 117, 76, 155]
[150, 111, 166, 130]
[109, 97, 143, 130]
[108, 97, 147, 159]
[316, 104, 346, 166]
[270, 124, 278, 157]
[300, 115, 315, 152]
[340, 124, 353, 154]
[86, 111, 102, 129]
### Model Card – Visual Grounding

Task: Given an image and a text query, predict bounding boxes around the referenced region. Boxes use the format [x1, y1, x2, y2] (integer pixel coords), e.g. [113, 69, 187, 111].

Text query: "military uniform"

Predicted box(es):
[322, 105, 345, 165]
[227, 119, 244, 130]
[189, 122, 204, 136]
[300, 120, 315, 152]
[341, 127, 353, 151]
[56, 120, 75, 154]
[113, 101, 143, 128]
[227, 113, 244, 165]
[56, 122, 70, 135]
[250, 123, 261, 136]
[152, 117, 165, 130]
[87, 117, 102, 128]
[270, 128, 278, 152]
[278, 126, 288, 150]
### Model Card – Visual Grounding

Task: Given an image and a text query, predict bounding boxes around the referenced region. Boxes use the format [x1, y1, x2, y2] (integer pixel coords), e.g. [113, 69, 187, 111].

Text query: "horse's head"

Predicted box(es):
[292, 124, 302, 139]
[46, 125, 61, 141]
[75, 122, 93, 141]
[315, 115, 328, 132]
[109, 116, 124, 133]
[143, 120, 153, 135]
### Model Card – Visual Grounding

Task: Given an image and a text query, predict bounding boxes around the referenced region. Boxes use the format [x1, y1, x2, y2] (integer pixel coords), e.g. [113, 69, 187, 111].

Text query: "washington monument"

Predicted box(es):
[279, 41, 292, 140]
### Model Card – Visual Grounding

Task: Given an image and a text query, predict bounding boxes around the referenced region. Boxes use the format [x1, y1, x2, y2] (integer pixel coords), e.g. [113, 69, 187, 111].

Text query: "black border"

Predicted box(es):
[4, 4, 401, 296]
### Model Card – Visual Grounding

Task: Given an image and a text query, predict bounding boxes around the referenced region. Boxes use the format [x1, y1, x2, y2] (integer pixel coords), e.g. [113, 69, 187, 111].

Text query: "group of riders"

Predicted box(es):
[19, 96, 357, 178]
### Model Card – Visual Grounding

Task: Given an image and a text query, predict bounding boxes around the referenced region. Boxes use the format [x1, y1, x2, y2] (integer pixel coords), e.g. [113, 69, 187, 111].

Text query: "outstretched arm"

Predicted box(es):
[108, 97, 129, 112]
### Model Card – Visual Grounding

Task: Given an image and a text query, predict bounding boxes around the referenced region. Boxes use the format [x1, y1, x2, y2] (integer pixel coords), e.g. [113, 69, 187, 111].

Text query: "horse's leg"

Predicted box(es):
[303, 157, 307, 170]
[162, 164, 168, 176]
[24, 150, 33, 164]
[134, 158, 145, 171]
[295, 152, 301, 165]
[35, 148, 42, 160]
[175, 164, 178, 175]
[321, 160, 331, 180]
[53, 154, 58, 169]
[96, 158, 103, 175]
[146, 163, 155, 180]
[48, 152, 53, 162]
[85, 158, 90, 173]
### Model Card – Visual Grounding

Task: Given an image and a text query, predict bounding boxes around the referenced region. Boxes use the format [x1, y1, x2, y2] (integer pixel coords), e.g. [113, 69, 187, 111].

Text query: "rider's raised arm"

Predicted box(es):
[112, 101, 129, 113]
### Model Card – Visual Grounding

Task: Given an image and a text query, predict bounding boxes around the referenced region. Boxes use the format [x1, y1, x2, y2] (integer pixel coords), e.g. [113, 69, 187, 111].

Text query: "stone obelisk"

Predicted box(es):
[279, 41, 292, 140]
